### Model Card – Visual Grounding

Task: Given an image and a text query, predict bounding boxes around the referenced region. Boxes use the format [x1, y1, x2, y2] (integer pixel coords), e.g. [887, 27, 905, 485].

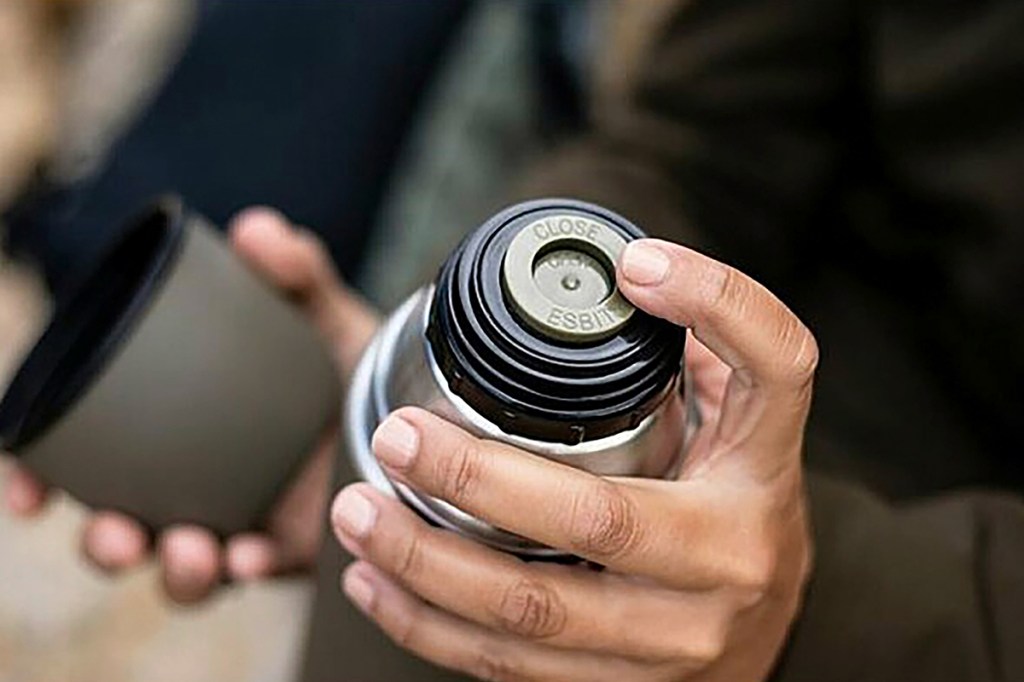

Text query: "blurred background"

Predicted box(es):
[0, 1, 660, 680]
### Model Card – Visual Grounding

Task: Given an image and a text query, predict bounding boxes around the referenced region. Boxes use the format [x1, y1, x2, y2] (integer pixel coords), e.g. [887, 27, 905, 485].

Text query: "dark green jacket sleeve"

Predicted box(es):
[518, 0, 856, 286]
[518, 1, 1024, 680]
[776, 475, 1024, 682]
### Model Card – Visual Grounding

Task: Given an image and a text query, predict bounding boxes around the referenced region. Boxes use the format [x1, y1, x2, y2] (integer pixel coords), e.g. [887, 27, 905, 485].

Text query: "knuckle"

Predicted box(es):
[395, 531, 425, 582]
[378, 589, 425, 652]
[729, 540, 779, 594]
[792, 330, 820, 383]
[388, 609, 419, 650]
[642, 612, 730, 667]
[472, 646, 528, 682]
[495, 578, 567, 639]
[698, 262, 820, 391]
[295, 228, 331, 265]
[685, 628, 728, 665]
[698, 263, 748, 323]
[798, 539, 815, 585]
[567, 481, 643, 561]
[435, 440, 483, 506]
[293, 230, 343, 296]
[648, 665, 695, 682]
[775, 318, 819, 387]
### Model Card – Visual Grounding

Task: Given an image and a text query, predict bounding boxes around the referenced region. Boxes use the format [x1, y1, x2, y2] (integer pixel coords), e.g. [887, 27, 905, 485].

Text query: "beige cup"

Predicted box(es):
[0, 197, 338, 535]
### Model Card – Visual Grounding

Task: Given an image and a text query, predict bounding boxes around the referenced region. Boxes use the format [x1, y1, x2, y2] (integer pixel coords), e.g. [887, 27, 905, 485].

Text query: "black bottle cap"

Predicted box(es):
[426, 199, 685, 445]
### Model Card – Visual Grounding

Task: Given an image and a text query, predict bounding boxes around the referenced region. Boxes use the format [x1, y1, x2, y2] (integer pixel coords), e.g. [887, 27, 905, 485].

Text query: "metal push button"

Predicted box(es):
[502, 214, 634, 342]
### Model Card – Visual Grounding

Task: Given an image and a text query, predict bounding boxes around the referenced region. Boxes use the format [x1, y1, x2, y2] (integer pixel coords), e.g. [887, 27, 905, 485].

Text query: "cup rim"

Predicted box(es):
[0, 195, 187, 451]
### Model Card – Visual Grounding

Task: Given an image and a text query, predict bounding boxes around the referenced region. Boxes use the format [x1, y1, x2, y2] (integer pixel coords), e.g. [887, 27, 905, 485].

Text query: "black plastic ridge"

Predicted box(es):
[426, 199, 685, 445]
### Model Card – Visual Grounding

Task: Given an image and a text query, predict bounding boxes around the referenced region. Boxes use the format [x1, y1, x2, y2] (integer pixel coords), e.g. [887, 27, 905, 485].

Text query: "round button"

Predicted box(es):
[533, 248, 611, 308]
[502, 214, 634, 342]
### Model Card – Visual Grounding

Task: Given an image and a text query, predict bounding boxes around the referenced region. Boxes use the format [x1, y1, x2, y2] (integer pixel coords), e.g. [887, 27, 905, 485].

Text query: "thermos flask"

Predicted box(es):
[302, 198, 693, 682]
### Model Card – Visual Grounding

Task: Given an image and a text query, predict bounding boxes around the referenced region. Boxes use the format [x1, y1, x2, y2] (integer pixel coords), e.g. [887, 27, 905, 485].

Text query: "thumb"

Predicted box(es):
[227, 207, 379, 377]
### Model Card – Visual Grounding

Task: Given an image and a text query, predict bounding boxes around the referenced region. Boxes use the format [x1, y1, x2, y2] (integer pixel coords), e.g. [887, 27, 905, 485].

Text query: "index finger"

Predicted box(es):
[617, 240, 818, 473]
[371, 407, 765, 589]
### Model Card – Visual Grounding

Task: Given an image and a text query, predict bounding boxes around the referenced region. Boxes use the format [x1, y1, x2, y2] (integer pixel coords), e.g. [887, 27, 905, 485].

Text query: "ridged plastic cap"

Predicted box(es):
[427, 199, 685, 445]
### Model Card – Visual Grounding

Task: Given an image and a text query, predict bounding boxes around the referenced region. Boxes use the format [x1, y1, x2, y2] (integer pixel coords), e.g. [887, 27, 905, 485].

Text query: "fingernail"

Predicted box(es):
[226, 538, 276, 581]
[240, 207, 288, 235]
[4, 483, 34, 515]
[373, 415, 419, 470]
[332, 488, 378, 539]
[167, 562, 204, 583]
[343, 568, 376, 612]
[92, 532, 129, 567]
[4, 477, 37, 516]
[621, 241, 670, 286]
[164, 548, 206, 577]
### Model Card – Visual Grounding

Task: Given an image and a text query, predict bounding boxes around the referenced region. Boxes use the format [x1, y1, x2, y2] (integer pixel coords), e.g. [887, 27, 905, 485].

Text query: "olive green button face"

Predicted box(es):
[533, 248, 612, 309]
[502, 214, 634, 342]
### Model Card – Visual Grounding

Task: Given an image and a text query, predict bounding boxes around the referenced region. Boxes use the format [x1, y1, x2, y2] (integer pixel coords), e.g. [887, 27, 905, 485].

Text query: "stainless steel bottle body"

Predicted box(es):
[345, 285, 691, 558]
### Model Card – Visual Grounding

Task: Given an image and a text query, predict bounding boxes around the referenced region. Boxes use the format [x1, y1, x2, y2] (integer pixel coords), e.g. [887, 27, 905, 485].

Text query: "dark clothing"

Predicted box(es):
[520, 0, 1024, 679]
[5, 0, 470, 298]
